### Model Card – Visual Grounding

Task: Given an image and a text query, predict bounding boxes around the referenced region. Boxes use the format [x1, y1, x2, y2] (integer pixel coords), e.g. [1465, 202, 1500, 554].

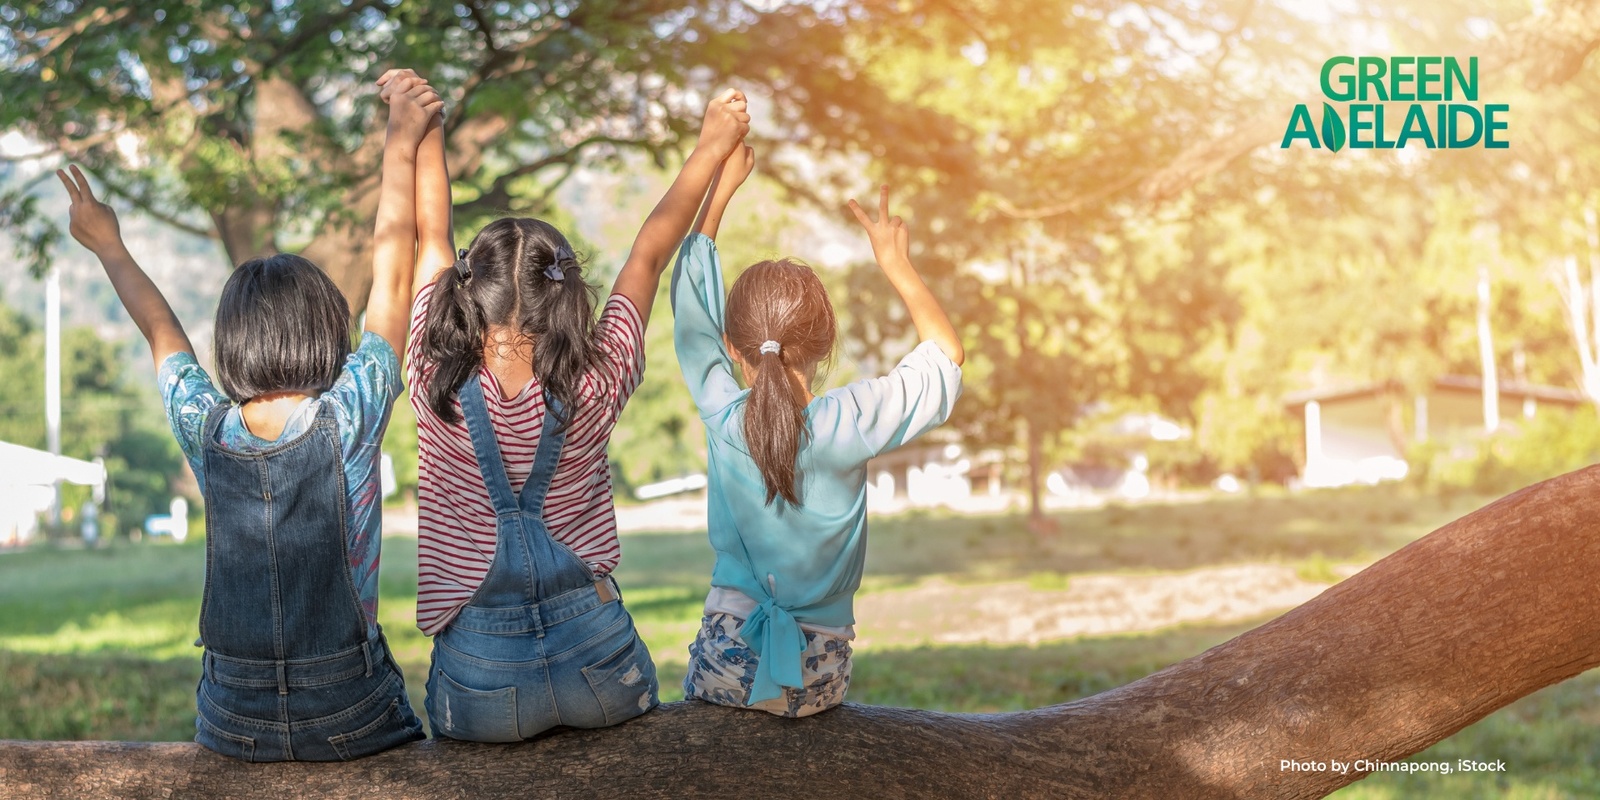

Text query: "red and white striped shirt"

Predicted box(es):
[407, 285, 645, 635]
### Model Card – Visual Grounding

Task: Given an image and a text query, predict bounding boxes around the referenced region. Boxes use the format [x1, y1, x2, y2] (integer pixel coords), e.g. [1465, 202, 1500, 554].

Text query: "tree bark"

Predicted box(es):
[1025, 415, 1045, 524]
[4, 466, 1599, 798]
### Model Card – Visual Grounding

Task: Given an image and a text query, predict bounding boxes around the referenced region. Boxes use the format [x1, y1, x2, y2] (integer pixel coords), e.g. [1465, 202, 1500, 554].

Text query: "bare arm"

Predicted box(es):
[412, 115, 455, 292]
[692, 144, 755, 241]
[378, 68, 456, 294]
[847, 185, 965, 366]
[56, 166, 193, 369]
[612, 89, 750, 324]
[364, 74, 443, 352]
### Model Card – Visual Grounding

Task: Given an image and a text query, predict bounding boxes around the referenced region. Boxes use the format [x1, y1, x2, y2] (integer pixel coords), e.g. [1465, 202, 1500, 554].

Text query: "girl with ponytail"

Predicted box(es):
[396, 73, 753, 740]
[672, 146, 965, 717]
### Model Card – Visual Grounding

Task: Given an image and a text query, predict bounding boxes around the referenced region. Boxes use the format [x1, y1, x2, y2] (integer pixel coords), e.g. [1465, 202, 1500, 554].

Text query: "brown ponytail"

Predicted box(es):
[725, 259, 837, 505]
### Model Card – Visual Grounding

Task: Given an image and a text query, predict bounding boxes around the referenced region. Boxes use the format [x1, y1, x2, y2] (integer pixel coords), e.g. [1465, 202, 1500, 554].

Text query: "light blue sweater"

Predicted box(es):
[671, 233, 963, 704]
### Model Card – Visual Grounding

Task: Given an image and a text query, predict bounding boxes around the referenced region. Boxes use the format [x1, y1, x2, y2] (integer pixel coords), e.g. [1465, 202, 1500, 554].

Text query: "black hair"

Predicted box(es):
[725, 258, 837, 505]
[213, 253, 352, 403]
[416, 217, 601, 427]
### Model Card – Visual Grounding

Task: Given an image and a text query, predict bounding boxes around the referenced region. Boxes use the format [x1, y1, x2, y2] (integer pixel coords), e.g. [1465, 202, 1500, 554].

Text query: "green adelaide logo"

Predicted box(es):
[1281, 57, 1508, 151]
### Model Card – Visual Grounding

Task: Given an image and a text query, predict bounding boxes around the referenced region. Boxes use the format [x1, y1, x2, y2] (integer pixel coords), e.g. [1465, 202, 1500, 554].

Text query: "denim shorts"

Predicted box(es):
[426, 588, 659, 741]
[196, 637, 425, 762]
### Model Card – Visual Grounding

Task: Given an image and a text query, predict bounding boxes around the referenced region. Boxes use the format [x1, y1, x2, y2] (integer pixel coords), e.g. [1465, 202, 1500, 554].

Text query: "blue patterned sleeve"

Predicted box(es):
[671, 233, 745, 417]
[322, 333, 405, 462]
[157, 353, 228, 473]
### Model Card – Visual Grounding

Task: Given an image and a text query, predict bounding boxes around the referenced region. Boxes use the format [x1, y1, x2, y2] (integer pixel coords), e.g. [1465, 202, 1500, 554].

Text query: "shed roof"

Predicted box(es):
[0, 441, 106, 488]
[1283, 376, 1588, 411]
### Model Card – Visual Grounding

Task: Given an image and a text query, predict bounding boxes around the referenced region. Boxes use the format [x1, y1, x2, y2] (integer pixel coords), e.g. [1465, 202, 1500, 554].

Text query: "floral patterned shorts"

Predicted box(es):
[682, 613, 852, 718]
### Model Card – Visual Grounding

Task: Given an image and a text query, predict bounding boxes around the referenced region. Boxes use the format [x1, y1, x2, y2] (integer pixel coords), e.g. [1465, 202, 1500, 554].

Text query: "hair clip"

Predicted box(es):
[452, 248, 472, 283]
[759, 340, 781, 356]
[545, 244, 575, 282]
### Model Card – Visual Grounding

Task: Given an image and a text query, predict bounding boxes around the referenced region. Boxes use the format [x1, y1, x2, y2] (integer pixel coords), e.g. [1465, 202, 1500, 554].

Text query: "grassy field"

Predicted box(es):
[2, 485, 1595, 798]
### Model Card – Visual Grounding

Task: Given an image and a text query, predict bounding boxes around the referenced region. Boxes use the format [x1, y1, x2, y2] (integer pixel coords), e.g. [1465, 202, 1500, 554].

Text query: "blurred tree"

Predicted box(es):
[0, 0, 748, 305]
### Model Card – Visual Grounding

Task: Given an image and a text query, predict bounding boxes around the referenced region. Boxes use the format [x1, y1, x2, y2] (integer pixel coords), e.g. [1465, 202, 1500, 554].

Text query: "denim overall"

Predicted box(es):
[425, 375, 658, 741]
[194, 401, 424, 762]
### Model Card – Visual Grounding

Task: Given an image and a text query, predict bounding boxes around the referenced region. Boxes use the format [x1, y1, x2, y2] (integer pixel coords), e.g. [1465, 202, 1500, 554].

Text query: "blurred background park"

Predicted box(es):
[3, 0, 1600, 796]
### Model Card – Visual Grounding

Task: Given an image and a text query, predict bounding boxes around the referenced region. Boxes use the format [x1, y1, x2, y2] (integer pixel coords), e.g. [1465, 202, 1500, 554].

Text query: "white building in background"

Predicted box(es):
[865, 437, 1008, 513]
[1283, 376, 1587, 488]
[0, 440, 106, 548]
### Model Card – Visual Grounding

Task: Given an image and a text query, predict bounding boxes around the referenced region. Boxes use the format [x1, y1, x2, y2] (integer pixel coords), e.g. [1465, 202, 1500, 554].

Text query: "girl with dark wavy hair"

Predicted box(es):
[392, 71, 752, 740]
[672, 149, 966, 717]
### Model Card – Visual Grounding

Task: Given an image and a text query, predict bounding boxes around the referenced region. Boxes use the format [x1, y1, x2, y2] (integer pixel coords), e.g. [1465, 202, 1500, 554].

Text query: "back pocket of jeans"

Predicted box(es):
[196, 715, 256, 762]
[328, 698, 423, 760]
[431, 670, 521, 742]
[581, 633, 658, 726]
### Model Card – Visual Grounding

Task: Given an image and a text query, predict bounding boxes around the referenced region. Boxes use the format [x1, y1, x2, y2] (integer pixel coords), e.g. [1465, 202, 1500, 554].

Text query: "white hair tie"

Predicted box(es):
[759, 340, 781, 356]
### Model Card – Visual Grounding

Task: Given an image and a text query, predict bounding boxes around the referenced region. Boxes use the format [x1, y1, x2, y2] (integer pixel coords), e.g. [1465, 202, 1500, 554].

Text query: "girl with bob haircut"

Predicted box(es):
[672, 149, 965, 717]
[55, 72, 444, 760]
[396, 71, 751, 740]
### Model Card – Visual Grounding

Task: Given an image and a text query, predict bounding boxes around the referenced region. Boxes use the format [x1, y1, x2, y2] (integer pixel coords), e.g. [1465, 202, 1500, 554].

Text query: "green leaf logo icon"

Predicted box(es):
[1321, 102, 1346, 153]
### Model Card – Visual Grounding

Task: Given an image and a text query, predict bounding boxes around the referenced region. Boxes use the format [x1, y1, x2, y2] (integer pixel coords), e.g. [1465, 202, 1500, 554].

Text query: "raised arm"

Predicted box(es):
[56, 165, 193, 368]
[612, 88, 750, 324]
[364, 73, 443, 352]
[378, 68, 455, 294]
[847, 185, 965, 366]
[692, 144, 755, 240]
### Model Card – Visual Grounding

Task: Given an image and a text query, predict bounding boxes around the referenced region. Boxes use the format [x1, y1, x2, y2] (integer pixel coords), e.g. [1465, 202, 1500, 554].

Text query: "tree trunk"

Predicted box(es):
[1025, 415, 1044, 523]
[1477, 264, 1500, 433]
[6, 466, 1598, 799]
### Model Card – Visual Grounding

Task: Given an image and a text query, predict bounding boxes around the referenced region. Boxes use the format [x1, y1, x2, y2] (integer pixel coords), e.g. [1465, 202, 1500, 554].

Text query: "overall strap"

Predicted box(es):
[458, 375, 570, 519]
[458, 375, 521, 518]
[517, 394, 568, 517]
[201, 401, 231, 444]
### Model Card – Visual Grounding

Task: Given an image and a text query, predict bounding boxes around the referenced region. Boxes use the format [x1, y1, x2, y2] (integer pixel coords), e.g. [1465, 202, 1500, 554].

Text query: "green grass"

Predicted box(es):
[2, 484, 1594, 797]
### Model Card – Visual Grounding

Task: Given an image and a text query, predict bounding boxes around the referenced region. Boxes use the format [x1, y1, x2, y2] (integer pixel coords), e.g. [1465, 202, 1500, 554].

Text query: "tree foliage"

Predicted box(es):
[7, 0, 1600, 498]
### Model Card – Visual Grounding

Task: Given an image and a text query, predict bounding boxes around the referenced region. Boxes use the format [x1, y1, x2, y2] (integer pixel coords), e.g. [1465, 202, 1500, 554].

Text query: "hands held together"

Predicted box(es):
[376, 68, 446, 144]
[697, 86, 908, 274]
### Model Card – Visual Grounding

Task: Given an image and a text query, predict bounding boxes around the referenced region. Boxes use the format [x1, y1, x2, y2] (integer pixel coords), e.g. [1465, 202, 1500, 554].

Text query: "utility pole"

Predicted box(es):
[1477, 262, 1499, 433]
[45, 267, 62, 526]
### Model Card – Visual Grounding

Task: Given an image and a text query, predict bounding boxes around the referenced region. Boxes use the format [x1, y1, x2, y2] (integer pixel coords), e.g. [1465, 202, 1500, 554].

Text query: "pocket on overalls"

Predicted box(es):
[327, 696, 425, 760]
[581, 631, 659, 726]
[195, 714, 257, 762]
[430, 668, 522, 742]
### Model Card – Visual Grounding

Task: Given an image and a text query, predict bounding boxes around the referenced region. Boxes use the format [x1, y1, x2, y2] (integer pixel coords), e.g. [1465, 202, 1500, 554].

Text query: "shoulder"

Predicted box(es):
[158, 350, 210, 389]
[896, 340, 963, 377]
[353, 331, 401, 368]
[158, 351, 225, 408]
[322, 333, 403, 419]
[599, 292, 644, 334]
[678, 233, 720, 268]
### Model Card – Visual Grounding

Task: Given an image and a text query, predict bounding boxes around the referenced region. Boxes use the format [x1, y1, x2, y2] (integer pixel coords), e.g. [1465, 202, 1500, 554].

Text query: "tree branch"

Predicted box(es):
[97, 182, 218, 240]
[255, 0, 390, 76]
[13, 6, 135, 68]
[461, 134, 650, 214]
[3, 464, 1599, 797]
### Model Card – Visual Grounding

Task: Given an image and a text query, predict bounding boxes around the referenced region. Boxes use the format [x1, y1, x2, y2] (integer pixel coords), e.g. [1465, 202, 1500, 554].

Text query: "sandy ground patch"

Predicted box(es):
[854, 564, 1346, 647]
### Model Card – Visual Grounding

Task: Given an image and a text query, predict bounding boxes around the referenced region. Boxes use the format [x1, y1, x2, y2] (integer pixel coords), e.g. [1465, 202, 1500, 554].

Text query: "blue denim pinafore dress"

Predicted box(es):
[194, 401, 424, 761]
[425, 375, 659, 741]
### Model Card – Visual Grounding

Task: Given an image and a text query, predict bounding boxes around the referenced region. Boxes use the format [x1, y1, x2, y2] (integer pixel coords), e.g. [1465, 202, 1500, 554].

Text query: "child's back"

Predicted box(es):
[54, 73, 444, 761]
[673, 170, 964, 716]
[402, 87, 752, 742]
